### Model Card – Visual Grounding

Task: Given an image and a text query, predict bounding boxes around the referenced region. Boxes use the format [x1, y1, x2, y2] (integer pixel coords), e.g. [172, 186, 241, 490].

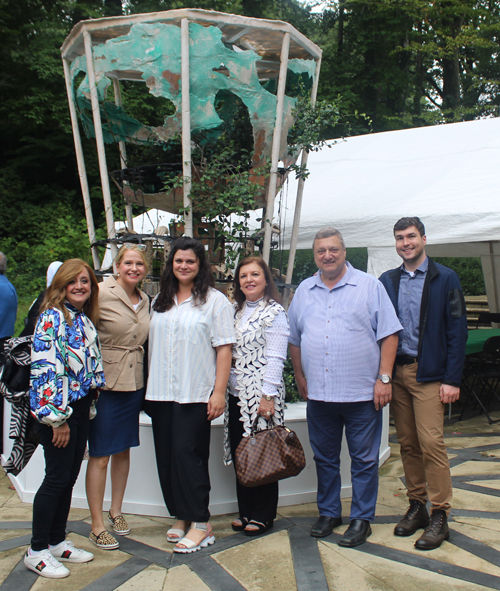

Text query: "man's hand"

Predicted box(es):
[374, 381, 392, 410]
[295, 372, 309, 401]
[207, 391, 225, 421]
[289, 344, 308, 400]
[52, 423, 70, 448]
[440, 383, 460, 404]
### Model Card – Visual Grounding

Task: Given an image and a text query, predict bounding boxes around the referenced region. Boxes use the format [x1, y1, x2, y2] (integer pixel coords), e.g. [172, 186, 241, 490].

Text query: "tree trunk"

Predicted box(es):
[441, 15, 463, 119]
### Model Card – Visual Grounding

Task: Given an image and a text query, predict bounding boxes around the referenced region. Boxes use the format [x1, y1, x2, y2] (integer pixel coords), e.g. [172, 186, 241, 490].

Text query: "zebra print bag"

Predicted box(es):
[0, 336, 39, 475]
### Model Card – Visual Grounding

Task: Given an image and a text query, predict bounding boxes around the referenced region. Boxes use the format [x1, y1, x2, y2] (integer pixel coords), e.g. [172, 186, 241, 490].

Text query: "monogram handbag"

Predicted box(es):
[235, 416, 306, 487]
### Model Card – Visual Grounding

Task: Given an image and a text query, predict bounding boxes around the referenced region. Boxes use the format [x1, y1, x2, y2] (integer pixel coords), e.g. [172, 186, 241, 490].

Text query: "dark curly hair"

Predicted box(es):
[233, 256, 282, 312]
[153, 237, 214, 312]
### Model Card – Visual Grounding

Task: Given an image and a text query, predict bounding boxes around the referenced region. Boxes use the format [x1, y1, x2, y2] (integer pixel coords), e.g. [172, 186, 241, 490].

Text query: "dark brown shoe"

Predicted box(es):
[394, 500, 429, 537]
[414, 509, 449, 550]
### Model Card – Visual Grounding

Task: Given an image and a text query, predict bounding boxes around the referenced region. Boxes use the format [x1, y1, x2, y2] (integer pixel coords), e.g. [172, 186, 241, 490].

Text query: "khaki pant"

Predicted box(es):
[391, 363, 452, 514]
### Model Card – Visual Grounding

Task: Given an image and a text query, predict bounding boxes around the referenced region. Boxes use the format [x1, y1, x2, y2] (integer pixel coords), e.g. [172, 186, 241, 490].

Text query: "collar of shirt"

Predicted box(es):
[64, 301, 81, 317]
[310, 262, 357, 291]
[401, 256, 428, 278]
[174, 293, 193, 306]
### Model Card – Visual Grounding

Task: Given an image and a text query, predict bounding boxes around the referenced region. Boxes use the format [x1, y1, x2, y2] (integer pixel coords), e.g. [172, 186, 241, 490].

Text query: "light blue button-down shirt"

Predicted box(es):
[288, 263, 402, 402]
[397, 258, 428, 357]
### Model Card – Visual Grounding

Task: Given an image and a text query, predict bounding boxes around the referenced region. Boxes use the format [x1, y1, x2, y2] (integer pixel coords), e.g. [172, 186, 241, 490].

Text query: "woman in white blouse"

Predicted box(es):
[146, 237, 235, 554]
[223, 256, 289, 537]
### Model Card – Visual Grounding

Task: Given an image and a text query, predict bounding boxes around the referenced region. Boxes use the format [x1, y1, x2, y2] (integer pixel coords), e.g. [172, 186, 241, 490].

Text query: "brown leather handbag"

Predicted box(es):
[235, 417, 306, 487]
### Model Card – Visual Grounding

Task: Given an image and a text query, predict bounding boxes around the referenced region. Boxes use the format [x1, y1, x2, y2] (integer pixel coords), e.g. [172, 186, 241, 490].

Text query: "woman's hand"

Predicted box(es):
[258, 397, 275, 418]
[207, 343, 232, 421]
[207, 390, 225, 421]
[52, 423, 70, 448]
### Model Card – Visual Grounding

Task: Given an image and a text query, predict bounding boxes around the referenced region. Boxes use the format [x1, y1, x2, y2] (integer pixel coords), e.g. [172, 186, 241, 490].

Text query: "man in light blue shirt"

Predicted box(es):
[289, 227, 401, 547]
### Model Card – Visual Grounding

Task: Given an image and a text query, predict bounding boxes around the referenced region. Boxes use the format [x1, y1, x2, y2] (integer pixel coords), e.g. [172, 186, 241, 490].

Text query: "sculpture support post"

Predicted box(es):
[83, 31, 118, 259]
[262, 32, 290, 264]
[62, 57, 101, 270]
[283, 57, 322, 308]
[112, 78, 134, 231]
[181, 18, 193, 238]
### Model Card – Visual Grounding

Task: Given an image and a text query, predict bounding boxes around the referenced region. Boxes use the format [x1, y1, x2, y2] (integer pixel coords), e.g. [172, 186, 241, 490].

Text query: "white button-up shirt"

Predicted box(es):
[146, 288, 235, 404]
[288, 263, 402, 402]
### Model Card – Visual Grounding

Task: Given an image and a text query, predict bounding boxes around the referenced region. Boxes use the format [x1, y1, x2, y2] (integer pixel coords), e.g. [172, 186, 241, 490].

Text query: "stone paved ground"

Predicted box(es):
[1, 409, 500, 591]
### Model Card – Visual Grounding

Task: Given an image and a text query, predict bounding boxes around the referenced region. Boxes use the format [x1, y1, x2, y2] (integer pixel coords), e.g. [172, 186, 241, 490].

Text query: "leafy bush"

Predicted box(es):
[433, 257, 485, 296]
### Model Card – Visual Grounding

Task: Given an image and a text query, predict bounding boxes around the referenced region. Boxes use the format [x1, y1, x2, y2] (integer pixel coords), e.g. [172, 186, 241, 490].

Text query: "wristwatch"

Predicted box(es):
[377, 374, 391, 384]
[263, 395, 274, 401]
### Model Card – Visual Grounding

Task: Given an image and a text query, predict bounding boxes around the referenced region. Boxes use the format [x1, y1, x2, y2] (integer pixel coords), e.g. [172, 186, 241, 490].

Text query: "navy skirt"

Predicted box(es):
[88, 388, 144, 457]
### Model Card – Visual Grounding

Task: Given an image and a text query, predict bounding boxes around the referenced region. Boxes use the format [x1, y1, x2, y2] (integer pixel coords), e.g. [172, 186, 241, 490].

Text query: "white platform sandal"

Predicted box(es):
[173, 522, 215, 554]
[167, 520, 190, 543]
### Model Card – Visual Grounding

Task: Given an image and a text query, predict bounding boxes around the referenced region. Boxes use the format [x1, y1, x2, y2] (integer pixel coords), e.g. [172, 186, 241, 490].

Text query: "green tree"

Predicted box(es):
[316, 0, 500, 131]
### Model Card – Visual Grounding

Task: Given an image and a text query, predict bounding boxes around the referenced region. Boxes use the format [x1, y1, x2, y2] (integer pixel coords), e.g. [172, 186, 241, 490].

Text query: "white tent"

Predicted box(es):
[279, 118, 500, 311]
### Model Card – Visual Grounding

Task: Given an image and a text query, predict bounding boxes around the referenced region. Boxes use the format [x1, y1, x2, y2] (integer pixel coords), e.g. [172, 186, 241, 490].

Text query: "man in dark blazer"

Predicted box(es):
[379, 217, 468, 550]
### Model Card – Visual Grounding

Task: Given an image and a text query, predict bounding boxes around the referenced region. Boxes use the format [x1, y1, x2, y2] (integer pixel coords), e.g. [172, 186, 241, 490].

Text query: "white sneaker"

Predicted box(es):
[49, 539, 94, 563]
[24, 549, 70, 578]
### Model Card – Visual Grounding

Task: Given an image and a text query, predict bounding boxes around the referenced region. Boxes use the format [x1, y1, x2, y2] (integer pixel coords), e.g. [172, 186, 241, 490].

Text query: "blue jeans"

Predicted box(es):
[307, 399, 382, 521]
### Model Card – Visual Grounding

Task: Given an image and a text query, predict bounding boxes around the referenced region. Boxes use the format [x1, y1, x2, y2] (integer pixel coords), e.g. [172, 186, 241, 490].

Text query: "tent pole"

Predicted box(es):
[62, 57, 101, 270]
[283, 56, 322, 308]
[181, 18, 193, 238]
[112, 78, 134, 232]
[262, 32, 290, 264]
[83, 30, 118, 260]
[481, 242, 500, 316]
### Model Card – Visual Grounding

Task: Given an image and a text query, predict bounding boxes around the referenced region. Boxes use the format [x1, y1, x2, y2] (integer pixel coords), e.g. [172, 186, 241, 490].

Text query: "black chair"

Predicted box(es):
[475, 312, 500, 329]
[460, 336, 500, 424]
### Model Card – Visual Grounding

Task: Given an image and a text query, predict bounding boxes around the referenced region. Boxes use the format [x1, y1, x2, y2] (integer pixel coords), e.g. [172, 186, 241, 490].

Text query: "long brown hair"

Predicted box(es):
[153, 237, 214, 313]
[40, 259, 100, 326]
[233, 256, 282, 312]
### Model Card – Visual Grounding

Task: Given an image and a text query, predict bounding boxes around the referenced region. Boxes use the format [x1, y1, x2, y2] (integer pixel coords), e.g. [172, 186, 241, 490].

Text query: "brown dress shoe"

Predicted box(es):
[394, 500, 429, 537]
[414, 509, 449, 550]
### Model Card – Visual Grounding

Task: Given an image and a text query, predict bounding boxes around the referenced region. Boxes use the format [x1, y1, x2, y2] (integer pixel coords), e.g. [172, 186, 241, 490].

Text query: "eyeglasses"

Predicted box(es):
[122, 243, 147, 251]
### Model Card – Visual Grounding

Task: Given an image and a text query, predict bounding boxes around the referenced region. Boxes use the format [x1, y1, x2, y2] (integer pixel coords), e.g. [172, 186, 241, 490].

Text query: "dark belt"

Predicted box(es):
[395, 355, 418, 366]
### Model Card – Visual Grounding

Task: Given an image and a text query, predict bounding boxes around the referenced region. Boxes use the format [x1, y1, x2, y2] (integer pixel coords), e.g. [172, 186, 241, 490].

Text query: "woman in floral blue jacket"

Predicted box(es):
[24, 259, 106, 580]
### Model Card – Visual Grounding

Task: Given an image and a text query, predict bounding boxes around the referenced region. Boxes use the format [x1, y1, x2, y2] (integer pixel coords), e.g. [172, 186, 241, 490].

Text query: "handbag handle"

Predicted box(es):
[249, 414, 276, 436]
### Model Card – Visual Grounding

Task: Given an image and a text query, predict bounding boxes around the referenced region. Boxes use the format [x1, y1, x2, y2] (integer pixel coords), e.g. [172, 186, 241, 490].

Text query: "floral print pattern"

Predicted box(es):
[30, 304, 106, 426]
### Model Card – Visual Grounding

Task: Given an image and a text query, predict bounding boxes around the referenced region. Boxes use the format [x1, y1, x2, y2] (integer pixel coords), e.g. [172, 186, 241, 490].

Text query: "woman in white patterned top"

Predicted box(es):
[223, 256, 289, 537]
[146, 237, 235, 554]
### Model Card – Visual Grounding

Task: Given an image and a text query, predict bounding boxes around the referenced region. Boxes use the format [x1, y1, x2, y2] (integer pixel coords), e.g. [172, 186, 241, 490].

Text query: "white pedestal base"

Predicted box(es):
[2, 400, 390, 516]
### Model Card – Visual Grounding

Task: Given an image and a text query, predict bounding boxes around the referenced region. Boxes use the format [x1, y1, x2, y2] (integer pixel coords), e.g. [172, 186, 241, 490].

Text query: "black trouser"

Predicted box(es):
[31, 394, 92, 551]
[228, 394, 278, 524]
[149, 401, 211, 522]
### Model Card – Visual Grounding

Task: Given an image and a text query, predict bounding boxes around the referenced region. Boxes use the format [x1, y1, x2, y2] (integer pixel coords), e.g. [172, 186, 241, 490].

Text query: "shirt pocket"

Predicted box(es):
[176, 317, 203, 346]
[343, 303, 370, 332]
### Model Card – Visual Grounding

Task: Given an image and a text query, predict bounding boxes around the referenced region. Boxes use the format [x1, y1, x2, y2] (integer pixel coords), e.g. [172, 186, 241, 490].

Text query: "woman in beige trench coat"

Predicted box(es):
[86, 245, 150, 550]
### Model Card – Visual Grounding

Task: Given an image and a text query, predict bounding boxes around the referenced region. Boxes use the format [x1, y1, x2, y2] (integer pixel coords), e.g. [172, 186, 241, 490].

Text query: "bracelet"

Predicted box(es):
[263, 395, 274, 401]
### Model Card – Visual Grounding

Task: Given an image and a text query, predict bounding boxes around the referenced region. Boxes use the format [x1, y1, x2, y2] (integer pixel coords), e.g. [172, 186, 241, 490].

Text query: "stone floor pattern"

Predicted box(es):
[1, 411, 500, 591]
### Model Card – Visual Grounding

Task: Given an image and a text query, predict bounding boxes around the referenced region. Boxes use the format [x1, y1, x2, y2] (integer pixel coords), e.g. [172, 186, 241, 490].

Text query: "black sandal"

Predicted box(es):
[243, 520, 273, 537]
[231, 517, 249, 532]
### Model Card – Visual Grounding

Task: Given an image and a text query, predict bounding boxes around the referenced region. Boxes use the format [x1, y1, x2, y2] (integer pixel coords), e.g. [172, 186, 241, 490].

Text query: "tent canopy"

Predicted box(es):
[278, 117, 500, 308]
[280, 117, 500, 251]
